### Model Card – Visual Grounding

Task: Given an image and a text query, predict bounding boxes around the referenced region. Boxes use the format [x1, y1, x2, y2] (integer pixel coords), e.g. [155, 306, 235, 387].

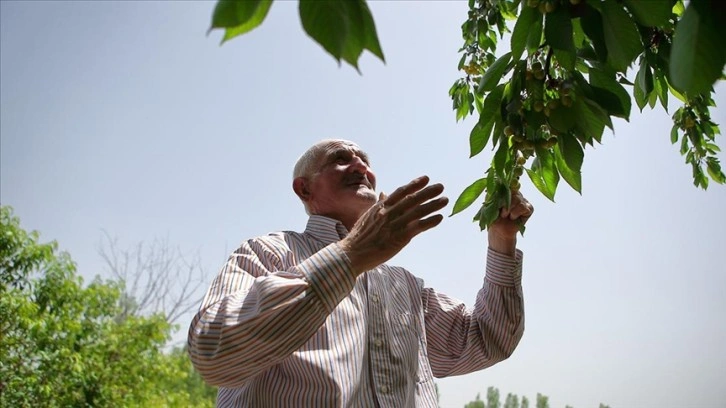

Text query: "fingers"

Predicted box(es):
[374, 175, 448, 236]
[384, 176, 430, 207]
[502, 192, 533, 221]
[412, 214, 444, 235]
[391, 194, 448, 229]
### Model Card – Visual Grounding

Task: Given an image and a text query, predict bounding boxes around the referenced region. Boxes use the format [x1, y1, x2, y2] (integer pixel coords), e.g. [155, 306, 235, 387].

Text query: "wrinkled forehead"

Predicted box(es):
[317, 139, 369, 161]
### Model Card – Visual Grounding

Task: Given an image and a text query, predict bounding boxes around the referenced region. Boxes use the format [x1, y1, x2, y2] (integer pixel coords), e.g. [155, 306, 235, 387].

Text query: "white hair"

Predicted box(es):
[293, 139, 366, 179]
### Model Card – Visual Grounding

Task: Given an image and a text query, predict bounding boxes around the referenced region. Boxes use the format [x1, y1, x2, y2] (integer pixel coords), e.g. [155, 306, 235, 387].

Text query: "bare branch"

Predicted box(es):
[97, 234, 208, 328]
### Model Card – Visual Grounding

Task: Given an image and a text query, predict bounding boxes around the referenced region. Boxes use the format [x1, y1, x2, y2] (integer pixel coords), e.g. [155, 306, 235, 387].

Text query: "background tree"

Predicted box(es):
[487, 386, 502, 408]
[504, 393, 521, 408]
[464, 387, 602, 408]
[0, 206, 216, 407]
[97, 231, 206, 328]
[465, 392, 487, 408]
[207, 0, 724, 232]
[536, 392, 550, 408]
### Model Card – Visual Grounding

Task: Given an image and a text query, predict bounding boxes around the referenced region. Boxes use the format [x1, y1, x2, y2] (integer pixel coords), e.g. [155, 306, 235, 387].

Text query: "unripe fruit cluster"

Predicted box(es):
[528, 0, 559, 14]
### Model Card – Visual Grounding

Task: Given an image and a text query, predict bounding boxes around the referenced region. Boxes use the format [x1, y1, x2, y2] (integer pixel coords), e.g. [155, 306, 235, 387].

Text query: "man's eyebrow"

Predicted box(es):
[355, 149, 370, 164]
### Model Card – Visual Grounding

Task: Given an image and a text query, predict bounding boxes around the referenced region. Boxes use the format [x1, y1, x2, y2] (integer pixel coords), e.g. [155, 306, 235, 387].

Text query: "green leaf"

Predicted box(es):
[648, 86, 658, 108]
[479, 194, 502, 230]
[574, 98, 606, 143]
[634, 58, 654, 112]
[358, 1, 385, 61]
[548, 105, 576, 133]
[478, 52, 512, 93]
[669, 0, 726, 95]
[526, 149, 559, 202]
[554, 133, 584, 193]
[470, 120, 495, 158]
[670, 125, 680, 144]
[706, 157, 726, 183]
[668, 83, 687, 103]
[581, 5, 608, 63]
[511, 5, 538, 62]
[600, 0, 643, 72]
[527, 14, 544, 52]
[478, 84, 505, 129]
[623, 0, 674, 27]
[589, 66, 631, 120]
[451, 178, 488, 216]
[545, 8, 576, 70]
[572, 17, 586, 48]
[493, 139, 510, 179]
[298, 0, 384, 69]
[211, 0, 274, 43]
[634, 76, 648, 111]
[654, 71, 669, 111]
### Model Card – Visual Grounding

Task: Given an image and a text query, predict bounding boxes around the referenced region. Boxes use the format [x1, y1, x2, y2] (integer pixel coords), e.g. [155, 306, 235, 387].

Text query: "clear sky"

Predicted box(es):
[1, 1, 725, 407]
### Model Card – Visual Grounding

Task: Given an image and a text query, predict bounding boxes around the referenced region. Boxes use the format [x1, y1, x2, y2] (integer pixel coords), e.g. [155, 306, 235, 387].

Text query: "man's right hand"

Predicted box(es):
[339, 176, 448, 275]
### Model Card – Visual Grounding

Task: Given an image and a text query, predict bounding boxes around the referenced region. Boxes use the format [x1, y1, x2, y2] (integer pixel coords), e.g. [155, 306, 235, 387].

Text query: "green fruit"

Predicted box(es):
[528, 0, 540, 7]
[541, 137, 558, 149]
[561, 95, 573, 107]
[538, 2, 548, 13]
[534, 70, 546, 80]
[545, 1, 557, 13]
[504, 126, 514, 136]
[547, 99, 559, 110]
[532, 62, 543, 72]
[516, 155, 527, 166]
[569, 0, 582, 4]
[534, 101, 545, 112]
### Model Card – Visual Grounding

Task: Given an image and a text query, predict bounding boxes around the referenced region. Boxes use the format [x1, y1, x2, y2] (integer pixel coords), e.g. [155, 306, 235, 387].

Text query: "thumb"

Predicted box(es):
[378, 191, 387, 202]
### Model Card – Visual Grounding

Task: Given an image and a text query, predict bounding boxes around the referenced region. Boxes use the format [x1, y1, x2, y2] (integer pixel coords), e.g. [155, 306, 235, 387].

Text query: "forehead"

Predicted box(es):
[320, 141, 369, 160]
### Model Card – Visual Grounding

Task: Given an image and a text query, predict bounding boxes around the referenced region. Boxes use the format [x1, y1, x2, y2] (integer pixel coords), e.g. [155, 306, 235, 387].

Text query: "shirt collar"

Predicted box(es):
[304, 215, 349, 245]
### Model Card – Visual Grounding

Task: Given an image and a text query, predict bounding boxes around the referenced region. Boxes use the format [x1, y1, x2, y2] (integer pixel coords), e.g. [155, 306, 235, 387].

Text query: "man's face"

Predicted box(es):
[303, 141, 377, 222]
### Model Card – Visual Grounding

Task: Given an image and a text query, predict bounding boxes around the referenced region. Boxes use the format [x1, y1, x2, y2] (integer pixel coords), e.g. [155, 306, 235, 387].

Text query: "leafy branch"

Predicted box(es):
[449, 0, 725, 231]
[207, 0, 725, 232]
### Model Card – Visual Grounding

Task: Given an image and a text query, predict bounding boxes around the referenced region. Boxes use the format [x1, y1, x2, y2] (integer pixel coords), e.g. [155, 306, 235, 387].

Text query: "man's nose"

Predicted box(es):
[348, 155, 369, 173]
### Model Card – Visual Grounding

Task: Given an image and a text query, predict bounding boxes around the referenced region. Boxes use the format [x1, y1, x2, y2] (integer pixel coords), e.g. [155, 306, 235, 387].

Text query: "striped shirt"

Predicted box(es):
[188, 215, 524, 407]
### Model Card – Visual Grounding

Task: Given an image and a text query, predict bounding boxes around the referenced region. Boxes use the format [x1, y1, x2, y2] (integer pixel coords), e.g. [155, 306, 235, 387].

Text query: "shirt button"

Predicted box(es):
[374, 339, 383, 347]
[379, 385, 389, 394]
[371, 294, 379, 303]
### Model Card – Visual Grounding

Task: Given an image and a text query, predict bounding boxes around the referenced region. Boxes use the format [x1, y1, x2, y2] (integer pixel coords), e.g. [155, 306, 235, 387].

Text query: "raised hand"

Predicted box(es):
[488, 190, 534, 256]
[339, 176, 448, 275]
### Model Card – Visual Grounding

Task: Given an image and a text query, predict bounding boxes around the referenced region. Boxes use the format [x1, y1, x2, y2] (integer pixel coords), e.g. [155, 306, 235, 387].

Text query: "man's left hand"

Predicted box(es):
[487, 190, 534, 256]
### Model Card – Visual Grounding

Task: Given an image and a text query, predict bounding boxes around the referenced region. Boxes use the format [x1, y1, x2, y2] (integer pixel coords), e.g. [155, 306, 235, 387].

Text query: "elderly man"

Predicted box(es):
[188, 139, 533, 407]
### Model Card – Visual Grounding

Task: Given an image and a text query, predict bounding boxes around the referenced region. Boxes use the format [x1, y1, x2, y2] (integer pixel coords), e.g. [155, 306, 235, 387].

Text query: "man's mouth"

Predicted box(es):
[345, 177, 372, 189]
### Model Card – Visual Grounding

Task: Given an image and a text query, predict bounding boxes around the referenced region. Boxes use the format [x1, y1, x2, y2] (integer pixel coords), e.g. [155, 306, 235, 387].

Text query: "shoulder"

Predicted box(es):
[380, 264, 425, 291]
[244, 230, 304, 252]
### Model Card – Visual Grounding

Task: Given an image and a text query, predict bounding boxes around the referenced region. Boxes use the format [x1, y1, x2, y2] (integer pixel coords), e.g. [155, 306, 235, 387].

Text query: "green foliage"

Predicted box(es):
[464, 387, 608, 408]
[209, 0, 384, 69]
[536, 393, 550, 408]
[208, 0, 725, 230]
[0, 206, 216, 408]
[450, 0, 725, 230]
[465, 393, 486, 408]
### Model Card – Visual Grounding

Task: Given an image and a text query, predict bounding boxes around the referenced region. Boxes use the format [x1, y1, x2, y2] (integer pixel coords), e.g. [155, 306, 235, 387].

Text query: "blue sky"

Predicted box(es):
[1, 1, 725, 407]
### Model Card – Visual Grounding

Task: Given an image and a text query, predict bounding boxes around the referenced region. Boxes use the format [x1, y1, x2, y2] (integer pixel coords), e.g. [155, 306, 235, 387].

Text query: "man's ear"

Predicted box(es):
[293, 177, 311, 201]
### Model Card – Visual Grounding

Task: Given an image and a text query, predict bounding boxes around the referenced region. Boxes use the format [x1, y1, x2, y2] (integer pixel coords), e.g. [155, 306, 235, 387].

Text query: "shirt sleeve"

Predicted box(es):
[187, 237, 356, 388]
[421, 248, 525, 378]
